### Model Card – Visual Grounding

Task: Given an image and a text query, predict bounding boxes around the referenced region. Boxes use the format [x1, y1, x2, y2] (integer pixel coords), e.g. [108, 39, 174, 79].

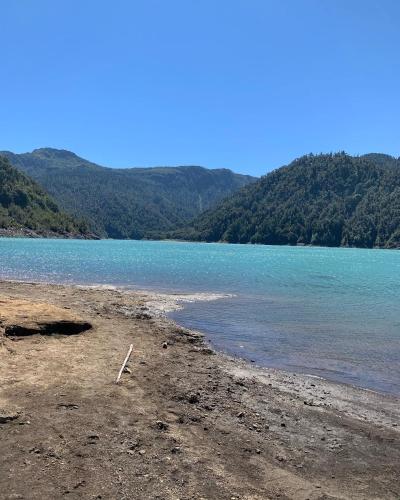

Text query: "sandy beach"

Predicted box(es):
[0, 280, 399, 500]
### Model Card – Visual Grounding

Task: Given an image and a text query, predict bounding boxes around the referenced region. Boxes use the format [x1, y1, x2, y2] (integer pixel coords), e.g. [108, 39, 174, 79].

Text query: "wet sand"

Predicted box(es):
[0, 280, 399, 499]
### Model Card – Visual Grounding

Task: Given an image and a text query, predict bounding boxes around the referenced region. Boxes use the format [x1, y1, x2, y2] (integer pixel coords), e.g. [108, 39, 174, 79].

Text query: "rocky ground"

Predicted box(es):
[0, 280, 399, 500]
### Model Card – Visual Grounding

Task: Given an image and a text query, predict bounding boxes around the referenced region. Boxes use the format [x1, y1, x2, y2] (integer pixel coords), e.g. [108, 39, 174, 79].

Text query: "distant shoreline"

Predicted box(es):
[1, 233, 400, 251]
[0, 228, 98, 239]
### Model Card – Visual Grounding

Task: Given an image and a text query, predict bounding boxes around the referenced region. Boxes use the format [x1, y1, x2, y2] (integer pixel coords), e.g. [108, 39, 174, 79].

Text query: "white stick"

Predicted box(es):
[115, 344, 133, 384]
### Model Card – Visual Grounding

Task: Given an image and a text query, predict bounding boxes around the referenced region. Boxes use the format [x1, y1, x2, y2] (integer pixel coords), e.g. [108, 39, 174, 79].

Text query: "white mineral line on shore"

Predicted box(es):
[74, 281, 235, 315]
[141, 291, 235, 315]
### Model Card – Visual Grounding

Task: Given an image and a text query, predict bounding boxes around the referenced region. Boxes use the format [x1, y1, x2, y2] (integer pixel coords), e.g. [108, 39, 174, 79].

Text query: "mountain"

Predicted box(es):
[1, 148, 256, 239]
[0, 156, 90, 238]
[171, 152, 400, 249]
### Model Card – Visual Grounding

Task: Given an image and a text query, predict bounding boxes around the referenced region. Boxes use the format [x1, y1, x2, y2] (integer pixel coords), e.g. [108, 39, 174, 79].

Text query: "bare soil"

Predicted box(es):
[0, 280, 399, 500]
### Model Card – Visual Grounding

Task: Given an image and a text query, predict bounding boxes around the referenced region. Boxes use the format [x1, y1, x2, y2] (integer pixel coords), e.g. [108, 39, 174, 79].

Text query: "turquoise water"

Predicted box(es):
[1, 238, 399, 395]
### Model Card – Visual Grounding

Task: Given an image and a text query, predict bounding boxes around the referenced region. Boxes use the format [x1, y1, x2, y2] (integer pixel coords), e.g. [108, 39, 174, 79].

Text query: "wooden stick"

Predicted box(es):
[115, 344, 133, 384]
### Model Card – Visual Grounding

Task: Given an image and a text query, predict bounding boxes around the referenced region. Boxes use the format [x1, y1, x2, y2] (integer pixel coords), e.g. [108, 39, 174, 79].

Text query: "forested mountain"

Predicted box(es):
[0, 156, 90, 237]
[171, 153, 400, 249]
[1, 148, 255, 239]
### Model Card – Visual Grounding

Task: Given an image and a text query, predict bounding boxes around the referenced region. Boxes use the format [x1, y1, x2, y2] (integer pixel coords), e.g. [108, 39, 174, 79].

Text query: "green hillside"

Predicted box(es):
[1, 148, 256, 239]
[172, 153, 400, 249]
[0, 156, 90, 237]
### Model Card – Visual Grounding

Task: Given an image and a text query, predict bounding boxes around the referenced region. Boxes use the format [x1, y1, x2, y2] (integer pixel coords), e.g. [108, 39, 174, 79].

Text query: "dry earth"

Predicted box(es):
[0, 280, 399, 500]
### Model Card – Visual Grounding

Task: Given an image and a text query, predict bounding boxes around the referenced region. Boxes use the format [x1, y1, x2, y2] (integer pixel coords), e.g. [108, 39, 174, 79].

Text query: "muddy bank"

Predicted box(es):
[0, 280, 399, 500]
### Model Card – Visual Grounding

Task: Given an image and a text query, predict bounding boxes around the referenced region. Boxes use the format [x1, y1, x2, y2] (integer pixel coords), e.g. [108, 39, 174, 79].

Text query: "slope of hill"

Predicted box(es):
[172, 153, 400, 249]
[0, 156, 90, 238]
[1, 148, 256, 239]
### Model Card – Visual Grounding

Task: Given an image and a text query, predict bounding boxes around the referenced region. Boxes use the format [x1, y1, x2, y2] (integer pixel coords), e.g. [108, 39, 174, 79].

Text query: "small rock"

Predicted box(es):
[73, 480, 86, 489]
[187, 393, 199, 404]
[171, 446, 181, 454]
[87, 434, 99, 443]
[237, 411, 244, 418]
[129, 440, 140, 450]
[162, 342, 168, 349]
[0, 408, 20, 424]
[57, 403, 79, 410]
[29, 447, 42, 454]
[235, 379, 246, 387]
[123, 366, 131, 374]
[138, 449, 146, 455]
[155, 420, 169, 431]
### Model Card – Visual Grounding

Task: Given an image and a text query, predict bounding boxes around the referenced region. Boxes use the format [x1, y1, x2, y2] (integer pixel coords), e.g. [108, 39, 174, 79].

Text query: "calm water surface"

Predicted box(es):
[1, 238, 399, 395]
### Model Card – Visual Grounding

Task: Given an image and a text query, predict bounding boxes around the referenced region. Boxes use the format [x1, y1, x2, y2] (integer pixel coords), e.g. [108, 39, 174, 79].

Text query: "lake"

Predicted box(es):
[0, 238, 399, 395]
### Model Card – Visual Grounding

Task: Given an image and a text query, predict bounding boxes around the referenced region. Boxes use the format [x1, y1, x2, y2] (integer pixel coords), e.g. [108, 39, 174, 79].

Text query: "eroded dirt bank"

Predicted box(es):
[0, 281, 399, 500]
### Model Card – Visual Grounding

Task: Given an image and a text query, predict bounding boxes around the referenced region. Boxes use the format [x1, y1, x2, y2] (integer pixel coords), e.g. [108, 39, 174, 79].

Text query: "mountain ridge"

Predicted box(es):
[3, 147, 252, 175]
[1, 148, 256, 239]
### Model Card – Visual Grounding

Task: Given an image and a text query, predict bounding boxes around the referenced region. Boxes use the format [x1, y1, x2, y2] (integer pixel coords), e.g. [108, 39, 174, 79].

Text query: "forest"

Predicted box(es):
[170, 153, 400, 249]
[0, 156, 89, 236]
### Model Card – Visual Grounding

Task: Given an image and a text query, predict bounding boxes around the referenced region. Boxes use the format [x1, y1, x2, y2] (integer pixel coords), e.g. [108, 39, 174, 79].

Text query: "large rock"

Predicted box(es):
[0, 296, 92, 337]
[0, 406, 21, 424]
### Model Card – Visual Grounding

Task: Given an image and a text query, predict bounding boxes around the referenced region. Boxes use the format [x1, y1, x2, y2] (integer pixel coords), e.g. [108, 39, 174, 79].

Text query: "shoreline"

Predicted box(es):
[2, 233, 400, 250]
[0, 279, 399, 499]
[2, 276, 400, 403]
[80, 282, 400, 403]
[0, 228, 98, 240]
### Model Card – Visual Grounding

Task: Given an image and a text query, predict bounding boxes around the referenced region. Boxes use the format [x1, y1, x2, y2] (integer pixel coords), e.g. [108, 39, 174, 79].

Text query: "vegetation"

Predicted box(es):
[1, 148, 255, 239]
[0, 156, 89, 236]
[171, 153, 400, 249]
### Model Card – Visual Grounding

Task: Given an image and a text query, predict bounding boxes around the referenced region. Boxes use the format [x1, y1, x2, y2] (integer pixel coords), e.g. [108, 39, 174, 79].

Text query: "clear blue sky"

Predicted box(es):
[1, 0, 399, 176]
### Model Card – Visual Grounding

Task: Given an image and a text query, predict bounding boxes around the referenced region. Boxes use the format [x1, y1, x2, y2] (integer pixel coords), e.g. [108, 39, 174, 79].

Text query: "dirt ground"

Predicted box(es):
[0, 280, 399, 500]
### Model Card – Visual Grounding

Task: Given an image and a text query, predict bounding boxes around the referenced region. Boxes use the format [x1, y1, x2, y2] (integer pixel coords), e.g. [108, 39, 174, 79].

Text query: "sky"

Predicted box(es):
[1, 0, 399, 176]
